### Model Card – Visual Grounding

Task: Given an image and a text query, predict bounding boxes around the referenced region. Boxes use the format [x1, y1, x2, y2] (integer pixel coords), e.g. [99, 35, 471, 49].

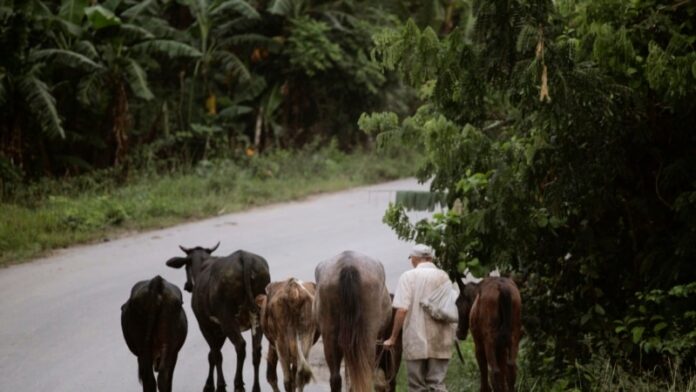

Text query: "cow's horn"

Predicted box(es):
[208, 242, 220, 253]
[179, 245, 191, 254]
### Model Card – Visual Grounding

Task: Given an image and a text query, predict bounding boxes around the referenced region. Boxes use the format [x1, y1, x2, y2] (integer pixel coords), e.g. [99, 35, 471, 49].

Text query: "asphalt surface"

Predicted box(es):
[0, 178, 431, 392]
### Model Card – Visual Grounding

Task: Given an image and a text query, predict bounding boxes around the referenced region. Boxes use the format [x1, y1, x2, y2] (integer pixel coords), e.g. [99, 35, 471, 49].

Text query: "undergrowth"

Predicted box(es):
[0, 145, 416, 265]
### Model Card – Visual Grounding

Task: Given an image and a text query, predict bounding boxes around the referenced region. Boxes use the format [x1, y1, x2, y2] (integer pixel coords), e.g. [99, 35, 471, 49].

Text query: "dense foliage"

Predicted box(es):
[360, 0, 696, 385]
[0, 0, 416, 195]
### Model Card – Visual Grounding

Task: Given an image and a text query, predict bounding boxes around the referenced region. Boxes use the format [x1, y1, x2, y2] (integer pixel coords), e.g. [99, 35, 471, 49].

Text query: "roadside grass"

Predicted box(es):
[0, 145, 417, 266]
[394, 339, 696, 391]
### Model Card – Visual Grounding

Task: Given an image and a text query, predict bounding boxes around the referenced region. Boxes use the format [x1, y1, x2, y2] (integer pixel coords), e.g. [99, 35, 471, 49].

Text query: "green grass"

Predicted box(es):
[0, 145, 417, 266]
[394, 339, 696, 391]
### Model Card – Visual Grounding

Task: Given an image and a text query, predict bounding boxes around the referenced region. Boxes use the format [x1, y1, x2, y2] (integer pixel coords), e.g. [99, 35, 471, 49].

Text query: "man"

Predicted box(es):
[383, 244, 455, 391]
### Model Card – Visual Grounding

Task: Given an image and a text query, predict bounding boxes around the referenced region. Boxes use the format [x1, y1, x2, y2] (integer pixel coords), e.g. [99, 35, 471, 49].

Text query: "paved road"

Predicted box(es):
[0, 178, 431, 392]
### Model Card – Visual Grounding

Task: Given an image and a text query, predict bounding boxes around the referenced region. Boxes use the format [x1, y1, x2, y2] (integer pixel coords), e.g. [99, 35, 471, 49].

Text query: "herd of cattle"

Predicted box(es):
[120, 244, 521, 392]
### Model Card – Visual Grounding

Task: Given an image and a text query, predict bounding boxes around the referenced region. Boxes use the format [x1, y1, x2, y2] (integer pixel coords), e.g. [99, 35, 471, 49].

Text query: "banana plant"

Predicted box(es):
[67, 2, 201, 164]
[183, 0, 264, 126]
[0, 0, 102, 171]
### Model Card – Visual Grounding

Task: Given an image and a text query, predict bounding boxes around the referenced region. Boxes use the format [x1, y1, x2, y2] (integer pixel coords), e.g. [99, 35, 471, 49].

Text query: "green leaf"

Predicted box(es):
[120, 23, 155, 40]
[631, 326, 645, 343]
[267, 0, 294, 16]
[211, 0, 260, 19]
[121, 0, 156, 19]
[31, 49, 103, 72]
[124, 59, 154, 100]
[85, 5, 121, 30]
[59, 0, 87, 24]
[18, 76, 65, 138]
[594, 304, 606, 316]
[653, 322, 668, 334]
[214, 51, 251, 81]
[131, 40, 202, 59]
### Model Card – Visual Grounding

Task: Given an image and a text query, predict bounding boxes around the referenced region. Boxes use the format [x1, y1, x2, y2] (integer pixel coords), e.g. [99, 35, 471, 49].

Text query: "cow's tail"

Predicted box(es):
[496, 281, 513, 358]
[140, 275, 164, 384]
[338, 265, 372, 392]
[295, 332, 315, 387]
[286, 279, 314, 387]
[242, 253, 258, 313]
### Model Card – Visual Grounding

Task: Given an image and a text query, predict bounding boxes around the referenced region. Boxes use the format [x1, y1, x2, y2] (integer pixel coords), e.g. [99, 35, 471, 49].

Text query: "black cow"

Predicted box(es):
[166, 243, 271, 392]
[121, 275, 187, 392]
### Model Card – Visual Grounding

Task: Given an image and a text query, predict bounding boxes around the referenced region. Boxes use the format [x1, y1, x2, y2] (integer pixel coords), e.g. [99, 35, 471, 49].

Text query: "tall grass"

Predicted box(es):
[0, 145, 417, 265]
[394, 339, 696, 391]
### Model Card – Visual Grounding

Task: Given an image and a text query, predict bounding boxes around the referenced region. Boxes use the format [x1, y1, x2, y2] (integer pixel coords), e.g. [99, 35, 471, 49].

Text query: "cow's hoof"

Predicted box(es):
[251, 386, 260, 392]
[216, 387, 227, 392]
[203, 386, 215, 392]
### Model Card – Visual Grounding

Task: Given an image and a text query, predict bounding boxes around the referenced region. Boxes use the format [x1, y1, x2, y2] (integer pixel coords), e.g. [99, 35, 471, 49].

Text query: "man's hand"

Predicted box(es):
[383, 337, 396, 349]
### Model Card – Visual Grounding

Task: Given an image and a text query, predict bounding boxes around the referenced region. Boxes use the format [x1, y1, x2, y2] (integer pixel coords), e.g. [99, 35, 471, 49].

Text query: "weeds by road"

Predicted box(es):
[0, 146, 416, 265]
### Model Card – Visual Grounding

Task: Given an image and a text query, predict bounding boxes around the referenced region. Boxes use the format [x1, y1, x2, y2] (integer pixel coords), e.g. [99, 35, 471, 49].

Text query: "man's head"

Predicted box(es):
[409, 244, 434, 267]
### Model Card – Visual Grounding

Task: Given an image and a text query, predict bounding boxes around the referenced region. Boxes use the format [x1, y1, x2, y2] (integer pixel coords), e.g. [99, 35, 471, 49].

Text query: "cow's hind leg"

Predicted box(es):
[201, 328, 227, 392]
[266, 342, 281, 392]
[251, 324, 263, 392]
[485, 342, 505, 392]
[323, 335, 343, 392]
[157, 353, 178, 392]
[138, 356, 157, 392]
[474, 342, 490, 392]
[219, 317, 246, 392]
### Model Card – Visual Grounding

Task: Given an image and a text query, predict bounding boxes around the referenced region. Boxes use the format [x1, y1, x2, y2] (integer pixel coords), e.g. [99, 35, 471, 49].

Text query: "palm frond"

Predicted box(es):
[59, 0, 88, 24]
[73, 40, 99, 60]
[18, 76, 65, 138]
[124, 59, 154, 100]
[218, 104, 253, 119]
[120, 23, 155, 41]
[214, 51, 251, 81]
[267, 0, 295, 16]
[211, 0, 260, 20]
[224, 33, 274, 47]
[131, 40, 202, 59]
[77, 72, 104, 106]
[31, 49, 103, 72]
[121, 0, 156, 19]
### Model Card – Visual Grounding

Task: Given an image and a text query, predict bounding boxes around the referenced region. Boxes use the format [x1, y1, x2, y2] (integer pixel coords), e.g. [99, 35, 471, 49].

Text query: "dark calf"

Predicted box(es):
[121, 275, 187, 392]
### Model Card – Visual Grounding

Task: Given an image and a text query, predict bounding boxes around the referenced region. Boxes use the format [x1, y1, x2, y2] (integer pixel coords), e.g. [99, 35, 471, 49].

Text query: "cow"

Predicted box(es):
[375, 294, 402, 392]
[456, 274, 522, 392]
[121, 275, 187, 392]
[166, 243, 271, 392]
[256, 278, 319, 392]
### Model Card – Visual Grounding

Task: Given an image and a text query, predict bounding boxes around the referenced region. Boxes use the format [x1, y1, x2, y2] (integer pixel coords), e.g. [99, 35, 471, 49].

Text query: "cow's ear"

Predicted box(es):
[166, 257, 189, 269]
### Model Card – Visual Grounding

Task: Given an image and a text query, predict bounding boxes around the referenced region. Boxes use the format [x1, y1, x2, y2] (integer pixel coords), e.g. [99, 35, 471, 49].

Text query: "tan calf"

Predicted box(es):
[256, 278, 318, 392]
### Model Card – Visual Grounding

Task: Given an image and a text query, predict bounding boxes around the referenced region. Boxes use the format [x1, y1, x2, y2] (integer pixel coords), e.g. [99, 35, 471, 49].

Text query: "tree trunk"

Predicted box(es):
[111, 80, 131, 166]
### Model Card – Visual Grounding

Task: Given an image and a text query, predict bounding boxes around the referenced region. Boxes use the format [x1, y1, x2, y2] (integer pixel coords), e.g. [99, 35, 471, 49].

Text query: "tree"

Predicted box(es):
[361, 0, 696, 383]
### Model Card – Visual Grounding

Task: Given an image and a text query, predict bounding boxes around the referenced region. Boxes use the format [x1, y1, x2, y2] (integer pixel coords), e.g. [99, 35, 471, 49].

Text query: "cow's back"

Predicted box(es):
[202, 250, 271, 330]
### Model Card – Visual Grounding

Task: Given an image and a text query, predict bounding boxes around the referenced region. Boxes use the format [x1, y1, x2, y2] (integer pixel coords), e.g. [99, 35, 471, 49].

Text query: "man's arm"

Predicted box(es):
[383, 308, 407, 348]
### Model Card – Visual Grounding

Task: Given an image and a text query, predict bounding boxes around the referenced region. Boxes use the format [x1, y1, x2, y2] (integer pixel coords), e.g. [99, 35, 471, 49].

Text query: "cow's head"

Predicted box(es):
[455, 274, 480, 340]
[165, 242, 219, 292]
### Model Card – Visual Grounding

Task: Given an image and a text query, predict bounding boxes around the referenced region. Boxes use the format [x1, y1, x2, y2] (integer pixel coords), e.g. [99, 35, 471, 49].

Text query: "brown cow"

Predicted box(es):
[256, 278, 318, 392]
[456, 276, 522, 392]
